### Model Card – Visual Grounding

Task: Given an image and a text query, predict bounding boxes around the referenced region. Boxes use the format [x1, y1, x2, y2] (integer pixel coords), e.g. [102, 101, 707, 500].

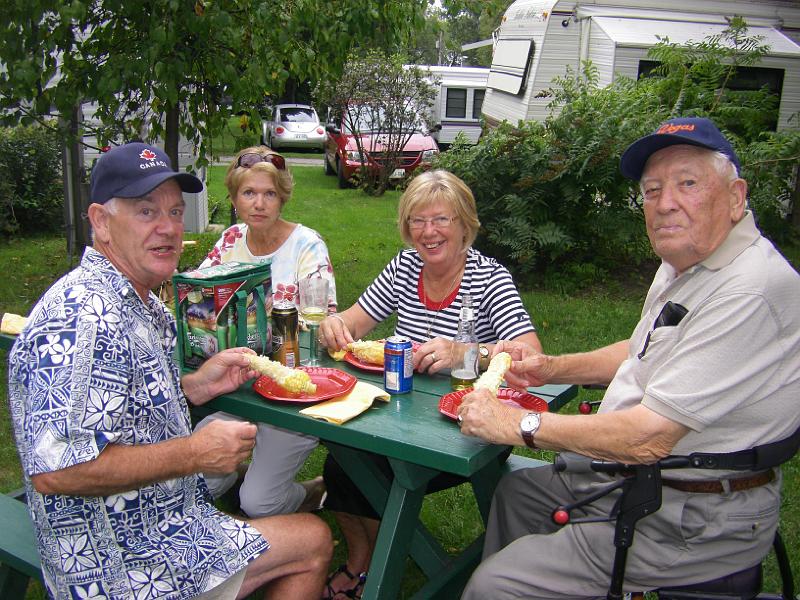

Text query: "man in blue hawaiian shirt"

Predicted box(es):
[8, 143, 332, 600]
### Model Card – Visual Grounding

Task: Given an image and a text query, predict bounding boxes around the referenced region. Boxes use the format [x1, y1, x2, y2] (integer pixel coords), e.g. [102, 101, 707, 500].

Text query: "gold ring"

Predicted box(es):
[431, 352, 437, 362]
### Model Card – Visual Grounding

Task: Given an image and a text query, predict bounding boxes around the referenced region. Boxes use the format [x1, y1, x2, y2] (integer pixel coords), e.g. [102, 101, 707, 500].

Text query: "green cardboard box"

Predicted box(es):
[173, 261, 272, 369]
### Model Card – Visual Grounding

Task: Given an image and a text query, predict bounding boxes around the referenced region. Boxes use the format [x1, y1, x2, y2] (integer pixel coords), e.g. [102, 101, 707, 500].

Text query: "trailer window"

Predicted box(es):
[446, 89, 468, 118]
[638, 61, 785, 130]
[472, 89, 485, 119]
[488, 39, 534, 95]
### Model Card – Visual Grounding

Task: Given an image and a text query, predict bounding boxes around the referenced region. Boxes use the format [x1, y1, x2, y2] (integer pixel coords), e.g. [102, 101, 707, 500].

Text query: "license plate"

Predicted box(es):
[295, 134, 308, 139]
[390, 168, 406, 179]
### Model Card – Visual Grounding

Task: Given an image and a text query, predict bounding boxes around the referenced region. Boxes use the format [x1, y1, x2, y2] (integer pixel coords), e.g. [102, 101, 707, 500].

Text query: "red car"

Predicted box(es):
[323, 108, 440, 188]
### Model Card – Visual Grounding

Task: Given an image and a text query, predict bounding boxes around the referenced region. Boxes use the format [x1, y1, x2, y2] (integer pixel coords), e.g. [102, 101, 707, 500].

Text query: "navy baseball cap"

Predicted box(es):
[620, 117, 740, 181]
[90, 142, 204, 204]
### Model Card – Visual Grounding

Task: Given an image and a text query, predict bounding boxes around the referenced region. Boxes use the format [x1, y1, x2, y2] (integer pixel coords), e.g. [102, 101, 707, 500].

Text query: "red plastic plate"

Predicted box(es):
[439, 387, 549, 420]
[252, 367, 357, 403]
[343, 351, 384, 372]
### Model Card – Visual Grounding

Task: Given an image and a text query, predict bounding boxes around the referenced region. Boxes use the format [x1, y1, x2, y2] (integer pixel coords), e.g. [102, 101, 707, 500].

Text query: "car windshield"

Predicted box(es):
[279, 107, 317, 122]
[344, 106, 425, 134]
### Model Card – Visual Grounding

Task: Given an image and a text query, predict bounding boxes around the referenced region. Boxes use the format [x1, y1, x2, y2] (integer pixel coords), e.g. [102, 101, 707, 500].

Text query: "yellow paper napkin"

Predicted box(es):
[1, 313, 27, 335]
[300, 381, 389, 425]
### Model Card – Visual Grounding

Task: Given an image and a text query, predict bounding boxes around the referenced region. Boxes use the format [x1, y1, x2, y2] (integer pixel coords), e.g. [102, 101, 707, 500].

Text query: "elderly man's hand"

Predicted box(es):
[190, 418, 257, 474]
[495, 340, 553, 390]
[458, 388, 523, 445]
[182, 347, 258, 405]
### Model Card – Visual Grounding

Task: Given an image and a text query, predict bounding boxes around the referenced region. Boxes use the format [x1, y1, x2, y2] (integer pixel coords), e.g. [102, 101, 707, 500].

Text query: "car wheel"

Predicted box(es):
[336, 158, 350, 189]
[324, 154, 335, 176]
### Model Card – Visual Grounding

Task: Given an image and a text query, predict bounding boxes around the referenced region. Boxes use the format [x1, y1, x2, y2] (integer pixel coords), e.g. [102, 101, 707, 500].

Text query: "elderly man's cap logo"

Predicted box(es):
[619, 117, 740, 181]
[90, 142, 203, 205]
[656, 123, 695, 135]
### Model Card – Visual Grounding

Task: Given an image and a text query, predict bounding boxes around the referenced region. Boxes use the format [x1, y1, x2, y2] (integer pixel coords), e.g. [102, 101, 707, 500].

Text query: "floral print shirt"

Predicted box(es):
[202, 223, 337, 312]
[8, 248, 268, 600]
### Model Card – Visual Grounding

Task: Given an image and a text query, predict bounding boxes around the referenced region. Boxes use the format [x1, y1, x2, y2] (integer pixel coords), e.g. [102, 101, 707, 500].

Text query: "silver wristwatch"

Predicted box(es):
[520, 412, 541, 448]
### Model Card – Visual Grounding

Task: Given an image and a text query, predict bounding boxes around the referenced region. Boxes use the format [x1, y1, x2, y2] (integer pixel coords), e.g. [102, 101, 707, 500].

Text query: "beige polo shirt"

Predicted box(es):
[600, 212, 800, 471]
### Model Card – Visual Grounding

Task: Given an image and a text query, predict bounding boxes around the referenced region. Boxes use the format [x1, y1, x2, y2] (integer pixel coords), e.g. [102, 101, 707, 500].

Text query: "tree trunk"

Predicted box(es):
[792, 163, 800, 235]
[62, 106, 90, 258]
[165, 103, 180, 170]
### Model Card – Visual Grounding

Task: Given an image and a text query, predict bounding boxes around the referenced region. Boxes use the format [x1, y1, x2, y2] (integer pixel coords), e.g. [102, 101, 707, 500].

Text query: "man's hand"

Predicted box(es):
[457, 388, 524, 445]
[182, 347, 258, 405]
[494, 340, 553, 390]
[190, 418, 258, 475]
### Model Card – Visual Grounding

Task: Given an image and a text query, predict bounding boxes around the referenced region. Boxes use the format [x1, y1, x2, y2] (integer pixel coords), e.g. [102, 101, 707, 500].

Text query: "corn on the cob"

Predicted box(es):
[346, 340, 385, 366]
[247, 354, 317, 394]
[328, 347, 347, 361]
[474, 352, 512, 394]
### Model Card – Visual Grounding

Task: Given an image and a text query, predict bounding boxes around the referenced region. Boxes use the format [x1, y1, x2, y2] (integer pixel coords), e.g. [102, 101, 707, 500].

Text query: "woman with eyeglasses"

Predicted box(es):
[317, 169, 541, 599]
[195, 145, 336, 519]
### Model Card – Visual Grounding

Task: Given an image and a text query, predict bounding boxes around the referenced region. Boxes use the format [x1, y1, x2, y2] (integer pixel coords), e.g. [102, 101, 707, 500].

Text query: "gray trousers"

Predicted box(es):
[461, 464, 780, 600]
[196, 411, 318, 517]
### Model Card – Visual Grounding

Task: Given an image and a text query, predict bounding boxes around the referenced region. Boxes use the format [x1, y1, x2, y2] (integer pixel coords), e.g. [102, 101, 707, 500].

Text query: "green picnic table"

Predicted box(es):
[0, 330, 577, 598]
[208, 336, 577, 599]
[0, 332, 14, 351]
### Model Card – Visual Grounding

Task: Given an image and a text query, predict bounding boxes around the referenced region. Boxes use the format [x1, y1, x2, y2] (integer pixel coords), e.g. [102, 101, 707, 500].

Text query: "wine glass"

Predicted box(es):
[299, 278, 329, 366]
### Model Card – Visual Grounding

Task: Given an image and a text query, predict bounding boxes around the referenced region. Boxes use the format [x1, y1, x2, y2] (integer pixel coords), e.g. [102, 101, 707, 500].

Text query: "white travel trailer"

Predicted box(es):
[421, 65, 490, 146]
[483, 0, 800, 130]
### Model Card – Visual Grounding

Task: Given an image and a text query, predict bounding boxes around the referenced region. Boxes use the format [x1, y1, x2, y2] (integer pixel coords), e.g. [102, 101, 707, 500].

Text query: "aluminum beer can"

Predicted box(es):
[384, 336, 413, 394]
[271, 300, 299, 368]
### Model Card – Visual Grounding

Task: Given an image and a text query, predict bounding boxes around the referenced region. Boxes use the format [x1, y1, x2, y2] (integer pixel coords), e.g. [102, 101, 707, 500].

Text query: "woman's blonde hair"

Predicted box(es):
[398, 170, 480, 252]
[225, 145, 293, 206]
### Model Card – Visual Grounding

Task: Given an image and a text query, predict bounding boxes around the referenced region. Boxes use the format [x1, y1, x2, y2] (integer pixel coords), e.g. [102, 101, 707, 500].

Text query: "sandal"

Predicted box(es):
[322, 564, 367, 600]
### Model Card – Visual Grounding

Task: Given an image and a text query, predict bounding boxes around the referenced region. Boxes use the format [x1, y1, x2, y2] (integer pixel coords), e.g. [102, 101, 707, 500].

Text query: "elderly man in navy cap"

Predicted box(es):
[459, 118, 800, 599]
[8, 143, 332, 600]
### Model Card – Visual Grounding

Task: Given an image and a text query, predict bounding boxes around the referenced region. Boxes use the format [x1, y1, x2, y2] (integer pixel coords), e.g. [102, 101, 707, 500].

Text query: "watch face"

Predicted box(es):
[521, 412, 540, 433]
[479, 345, 490, 358]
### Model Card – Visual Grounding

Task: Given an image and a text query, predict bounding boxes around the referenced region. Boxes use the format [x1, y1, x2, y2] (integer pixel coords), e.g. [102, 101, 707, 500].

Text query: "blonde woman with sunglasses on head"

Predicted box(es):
[195, 145, 337, 518]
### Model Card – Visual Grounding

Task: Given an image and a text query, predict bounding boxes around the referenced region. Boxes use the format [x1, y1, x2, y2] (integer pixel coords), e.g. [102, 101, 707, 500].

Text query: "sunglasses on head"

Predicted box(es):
[237, 152, 286, 170]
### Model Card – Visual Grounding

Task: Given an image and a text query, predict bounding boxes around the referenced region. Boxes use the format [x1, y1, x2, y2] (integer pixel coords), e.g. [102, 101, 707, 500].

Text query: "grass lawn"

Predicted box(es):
[0, 166, 798, 597]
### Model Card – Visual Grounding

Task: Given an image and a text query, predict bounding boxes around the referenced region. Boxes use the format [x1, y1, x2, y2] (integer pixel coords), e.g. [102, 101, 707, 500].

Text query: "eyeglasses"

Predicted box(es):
[237, 152, 286, 170]
[407, 216, 457, 230]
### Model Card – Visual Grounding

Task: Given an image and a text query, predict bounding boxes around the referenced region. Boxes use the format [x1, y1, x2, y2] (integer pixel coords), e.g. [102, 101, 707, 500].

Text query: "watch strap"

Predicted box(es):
[521, 429, 536, 449]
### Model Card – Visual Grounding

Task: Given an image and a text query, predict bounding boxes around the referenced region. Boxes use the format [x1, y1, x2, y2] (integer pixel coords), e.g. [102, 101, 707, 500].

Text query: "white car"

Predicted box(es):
[261, 104, 326, 150]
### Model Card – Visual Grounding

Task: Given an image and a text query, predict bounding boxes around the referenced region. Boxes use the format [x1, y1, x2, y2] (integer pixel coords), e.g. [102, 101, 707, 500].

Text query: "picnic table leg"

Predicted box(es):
[361, 459, 435, 600]
[468, 456, 506, 523]
[0, 564, 31, 598]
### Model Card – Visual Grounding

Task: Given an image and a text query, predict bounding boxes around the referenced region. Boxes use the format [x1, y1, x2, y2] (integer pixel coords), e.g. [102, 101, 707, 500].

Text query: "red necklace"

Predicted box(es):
[417, 266, 463, 338]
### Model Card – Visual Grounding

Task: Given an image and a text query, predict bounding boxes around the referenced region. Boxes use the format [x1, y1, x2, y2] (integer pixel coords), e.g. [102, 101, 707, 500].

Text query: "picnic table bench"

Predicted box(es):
[0, 492, 41, 597]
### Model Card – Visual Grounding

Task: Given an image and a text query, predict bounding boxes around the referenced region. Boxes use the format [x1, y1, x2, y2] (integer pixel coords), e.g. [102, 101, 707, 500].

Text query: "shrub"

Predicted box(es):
[0, 124, 64, 236]
[435, 20, 800, 282]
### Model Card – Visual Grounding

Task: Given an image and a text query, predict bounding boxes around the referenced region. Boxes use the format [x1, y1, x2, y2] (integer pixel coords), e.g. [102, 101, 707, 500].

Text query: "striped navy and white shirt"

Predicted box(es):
[358, 247, 536, 344]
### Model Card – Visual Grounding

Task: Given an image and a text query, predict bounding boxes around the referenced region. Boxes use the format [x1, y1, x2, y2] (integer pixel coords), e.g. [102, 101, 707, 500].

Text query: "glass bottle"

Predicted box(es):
[450, 293, 479, 390]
